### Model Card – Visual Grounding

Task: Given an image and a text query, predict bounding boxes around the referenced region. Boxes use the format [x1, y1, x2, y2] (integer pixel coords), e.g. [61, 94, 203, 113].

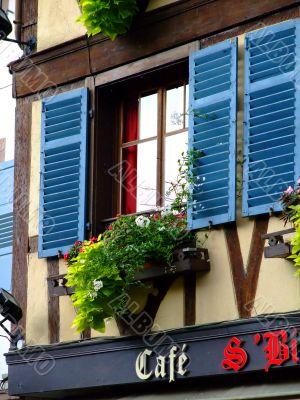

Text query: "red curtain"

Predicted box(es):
[122, 98, 138, 214]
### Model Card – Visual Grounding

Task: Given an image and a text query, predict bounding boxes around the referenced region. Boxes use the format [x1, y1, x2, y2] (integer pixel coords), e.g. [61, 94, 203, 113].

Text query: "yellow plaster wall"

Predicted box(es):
[196, 229, 239, 324]
[26, 254, 49, 345]
[37, 0, 179, 51]
[37, 0, 86, 51]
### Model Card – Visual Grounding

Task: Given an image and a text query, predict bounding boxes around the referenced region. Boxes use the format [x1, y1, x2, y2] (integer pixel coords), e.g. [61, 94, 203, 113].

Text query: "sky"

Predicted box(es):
[0, 0, 22, 377]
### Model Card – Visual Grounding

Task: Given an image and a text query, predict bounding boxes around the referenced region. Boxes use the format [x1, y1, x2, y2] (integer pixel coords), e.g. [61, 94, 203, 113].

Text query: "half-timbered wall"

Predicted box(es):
[11, 1, 300, 346]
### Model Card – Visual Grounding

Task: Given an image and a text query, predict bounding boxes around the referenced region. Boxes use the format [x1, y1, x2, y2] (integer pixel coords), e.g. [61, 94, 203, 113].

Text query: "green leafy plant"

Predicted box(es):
[78, 0, 140, 40]
[289, 204, 300, 271]
[280, 181, 300, 225]
[166, 149, 203, 212]
[66, 212, 194, 332]
[280, 181, 300, 270]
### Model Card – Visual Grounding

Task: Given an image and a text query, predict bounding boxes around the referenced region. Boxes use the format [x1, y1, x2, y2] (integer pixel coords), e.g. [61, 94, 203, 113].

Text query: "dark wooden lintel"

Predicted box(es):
[9, 0, 300, 98]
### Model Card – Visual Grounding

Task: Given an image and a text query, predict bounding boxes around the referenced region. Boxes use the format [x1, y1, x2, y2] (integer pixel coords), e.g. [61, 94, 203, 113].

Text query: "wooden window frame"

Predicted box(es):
[93, 59, 188, 233]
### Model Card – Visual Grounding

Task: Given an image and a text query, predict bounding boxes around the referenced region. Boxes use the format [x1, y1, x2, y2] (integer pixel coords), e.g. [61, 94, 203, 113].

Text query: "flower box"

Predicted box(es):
[135, 246, 210, 281]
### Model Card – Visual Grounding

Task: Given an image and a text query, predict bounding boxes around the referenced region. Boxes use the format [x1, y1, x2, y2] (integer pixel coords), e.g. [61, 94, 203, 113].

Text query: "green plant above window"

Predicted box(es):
[78, 0, 140, 40]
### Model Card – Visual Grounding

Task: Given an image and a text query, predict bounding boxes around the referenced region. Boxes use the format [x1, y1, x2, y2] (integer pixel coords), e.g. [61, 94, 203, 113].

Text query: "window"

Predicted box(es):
[120, 83, 189, 214]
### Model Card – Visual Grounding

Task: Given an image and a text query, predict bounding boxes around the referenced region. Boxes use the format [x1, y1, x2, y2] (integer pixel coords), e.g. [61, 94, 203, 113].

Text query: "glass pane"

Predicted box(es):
[139, 93, 158, 140]
[123, 98, 138, 144]
[164, 132, 188, 205]
[137, 140, 157, 211]
[185, 84, 189, 128]
[166, 86, 184, 133]
[121, 141, 157, 213]
[122, 145, 138, 215]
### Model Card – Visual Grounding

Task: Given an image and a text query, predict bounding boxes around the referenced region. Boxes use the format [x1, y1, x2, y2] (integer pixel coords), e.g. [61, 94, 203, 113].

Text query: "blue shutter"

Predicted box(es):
[0, 160, 14, 291]
[38, 88, 89, 258]
[188, 39, 237, 230]
[242, 19, 300, 216]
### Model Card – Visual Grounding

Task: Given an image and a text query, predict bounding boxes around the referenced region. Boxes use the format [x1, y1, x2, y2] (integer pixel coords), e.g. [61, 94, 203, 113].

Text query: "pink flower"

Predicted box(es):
[79, 248, 84, 253]
[297, 189, 300, 195]
[63, 253, 69, 260]
[284, 186, 294, 195]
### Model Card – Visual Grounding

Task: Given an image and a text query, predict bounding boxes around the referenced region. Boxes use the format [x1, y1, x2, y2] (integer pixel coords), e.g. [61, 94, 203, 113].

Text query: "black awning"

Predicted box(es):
[6, 313, 300, 398]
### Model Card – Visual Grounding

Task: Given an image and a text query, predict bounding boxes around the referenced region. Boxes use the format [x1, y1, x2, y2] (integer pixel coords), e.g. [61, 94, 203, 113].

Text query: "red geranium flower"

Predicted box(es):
[63, 253, 69, 260]
[108, 225, 113, 231]
[90, 237, 98, 242]
[153, 214, 159, 221]
[75, 240, 82, 245]
[79, 248, 84, 252]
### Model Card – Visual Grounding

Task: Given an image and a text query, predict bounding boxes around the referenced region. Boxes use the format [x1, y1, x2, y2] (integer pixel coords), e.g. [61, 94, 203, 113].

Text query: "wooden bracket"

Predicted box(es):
[262, 228, 295, 258]
[47, 274, 74, 297]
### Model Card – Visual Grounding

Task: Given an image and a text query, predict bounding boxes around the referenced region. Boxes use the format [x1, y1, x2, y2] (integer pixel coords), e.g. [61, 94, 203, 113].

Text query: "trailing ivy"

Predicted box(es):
[78, 0, 140, 40]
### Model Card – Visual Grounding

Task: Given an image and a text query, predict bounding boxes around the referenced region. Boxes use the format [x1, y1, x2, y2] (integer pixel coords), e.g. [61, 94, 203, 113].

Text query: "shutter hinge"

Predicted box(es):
[245, 37, 249, 50]
[89, 109, 94, 119]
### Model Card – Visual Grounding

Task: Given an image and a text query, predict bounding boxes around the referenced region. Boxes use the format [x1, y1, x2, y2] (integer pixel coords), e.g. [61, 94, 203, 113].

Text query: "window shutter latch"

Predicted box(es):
[89, 109, 94, 119]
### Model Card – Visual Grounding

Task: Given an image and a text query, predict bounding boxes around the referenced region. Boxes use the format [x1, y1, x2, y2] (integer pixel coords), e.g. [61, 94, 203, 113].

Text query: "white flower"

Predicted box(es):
[89, 291, 97, 299]
[158, 226, 166, 232]
[135, 216, 150, 228]
[161, 205, 172, 217]
[93, 279, 104, 292]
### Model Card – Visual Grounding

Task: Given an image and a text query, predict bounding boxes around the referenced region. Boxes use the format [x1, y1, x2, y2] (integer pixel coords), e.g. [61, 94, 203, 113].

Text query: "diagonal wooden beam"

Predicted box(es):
[224, 216, 269, 318]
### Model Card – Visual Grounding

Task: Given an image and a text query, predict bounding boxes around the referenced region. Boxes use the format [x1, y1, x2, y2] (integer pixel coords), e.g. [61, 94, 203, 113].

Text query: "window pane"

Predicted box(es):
[122, 145, 138, 215]
[122, 141, 157, 213]
[185, 84, 189, 128]
[123, 98, 138, 144]
[137, 140, 157, 211]
[139, 93, 157, 140]
[164, 132, 188, 205]
[166, 86, 184, 133]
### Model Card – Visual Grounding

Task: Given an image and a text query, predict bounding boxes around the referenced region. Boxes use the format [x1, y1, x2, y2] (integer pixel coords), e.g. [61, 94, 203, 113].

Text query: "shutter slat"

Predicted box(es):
[0, 160, 14, 260]
[243, 19, 300, 216]
[188, 39, 237, 229]
[38, 88, 88, 258]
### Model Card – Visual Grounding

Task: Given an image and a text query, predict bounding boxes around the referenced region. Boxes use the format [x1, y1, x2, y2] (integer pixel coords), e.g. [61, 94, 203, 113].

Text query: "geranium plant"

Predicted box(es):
[280, 181, 300, 270]
[65, 150, 206, 333]
[280, 181, 300, 225]
[66, 212, 193, 332]
[78, 0, 143, 40]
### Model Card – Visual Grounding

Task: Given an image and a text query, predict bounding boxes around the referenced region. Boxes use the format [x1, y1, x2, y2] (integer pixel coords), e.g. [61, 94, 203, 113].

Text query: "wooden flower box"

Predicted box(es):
[135, 246, 210, 281]
[47, 246, 210, 297]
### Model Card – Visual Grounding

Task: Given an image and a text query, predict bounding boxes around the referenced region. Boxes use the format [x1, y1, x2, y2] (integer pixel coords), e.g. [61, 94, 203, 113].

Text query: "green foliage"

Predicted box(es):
[280, 181, 300, 270]
[289, 204, 300, 270]
[78, 0, 139, 40]
[280, 184, 300, 225]
[66, 213, 194, 332]
[166, 149, 203, 212]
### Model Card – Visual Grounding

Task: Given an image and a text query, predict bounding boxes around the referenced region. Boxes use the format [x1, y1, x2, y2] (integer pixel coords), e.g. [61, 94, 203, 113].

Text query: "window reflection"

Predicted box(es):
[166, 86, 184, 132]
[139, 93, 158, 140]
[164, 132, 188, 205]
